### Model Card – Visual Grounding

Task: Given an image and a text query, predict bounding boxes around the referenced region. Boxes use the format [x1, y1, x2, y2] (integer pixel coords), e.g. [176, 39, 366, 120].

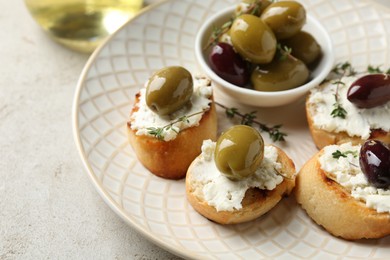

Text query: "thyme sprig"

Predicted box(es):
[331, 102, 347, 119]
[331, 61, 390, 77]
[330, 79, 347, 119]
[330, 63, 349, 119]
[216, 102, 287, 142]
[331, 61, 357, 77]
[332, 150, 358, 159]
[367, 65, 383, 74]
[147, 110, 206, 140]
[205, 19, 234, 50]
[331, 150, 359, 170]
[277, 43, 296, 61]
[367, 65, 390, 74]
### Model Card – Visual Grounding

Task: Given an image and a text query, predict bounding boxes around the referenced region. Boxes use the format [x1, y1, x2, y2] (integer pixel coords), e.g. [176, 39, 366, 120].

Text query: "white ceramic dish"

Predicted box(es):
[195, 6, 334, 107]
[73, 0, 390, 259]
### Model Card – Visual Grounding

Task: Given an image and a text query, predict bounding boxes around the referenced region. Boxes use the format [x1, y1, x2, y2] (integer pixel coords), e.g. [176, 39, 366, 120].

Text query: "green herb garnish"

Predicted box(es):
[331, 61, 357, 76]
[217, 102, 287, 142]
[277, 43, 296, 61]
[204, 19, 234, 50]
[147, 110, 206, 140]
[367, 65, 390, 74]
[367, 65, 383, 74]
[330, 79, 348, 119]
[331, 62, 390, 77]
[332, 150, 358, 159]
[330, 102, 347, 119]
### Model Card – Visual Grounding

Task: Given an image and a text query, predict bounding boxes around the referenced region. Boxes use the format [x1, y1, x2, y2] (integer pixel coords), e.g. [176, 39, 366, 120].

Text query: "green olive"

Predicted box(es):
[235, 0, 272, 17]
[146, 66, 193, 116]
[230, 14, 277, 64]
[214, 125, 264, 181]
[260, 1, 306, 40]
[251, 58, 309, 91]
[281, 31, 322, 65]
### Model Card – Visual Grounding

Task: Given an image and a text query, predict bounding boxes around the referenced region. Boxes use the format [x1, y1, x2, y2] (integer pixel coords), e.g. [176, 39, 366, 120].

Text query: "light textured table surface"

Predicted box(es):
[0, 0, 180, 259]
[1, 0, 389, 259]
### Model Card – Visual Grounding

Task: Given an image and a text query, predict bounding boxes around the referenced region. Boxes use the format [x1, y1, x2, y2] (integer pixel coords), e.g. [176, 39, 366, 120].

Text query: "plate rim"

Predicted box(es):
[71, 0, 390, 259]
[71, 0, 199, 259]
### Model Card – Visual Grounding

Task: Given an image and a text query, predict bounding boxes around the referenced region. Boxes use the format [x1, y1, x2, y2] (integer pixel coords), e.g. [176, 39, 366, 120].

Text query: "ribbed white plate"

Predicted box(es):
[73, 0, 390, 259]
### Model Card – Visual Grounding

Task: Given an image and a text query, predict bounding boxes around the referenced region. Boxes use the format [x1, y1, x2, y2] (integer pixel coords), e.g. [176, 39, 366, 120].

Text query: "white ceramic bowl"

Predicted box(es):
[195, 6, 334, 107]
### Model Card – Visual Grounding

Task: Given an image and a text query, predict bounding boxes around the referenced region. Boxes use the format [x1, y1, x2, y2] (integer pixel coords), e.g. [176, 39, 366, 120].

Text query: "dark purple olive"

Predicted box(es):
[347, 74, 390, 108]
[359, 140, 390, 189]
[208, 42, 250, 87]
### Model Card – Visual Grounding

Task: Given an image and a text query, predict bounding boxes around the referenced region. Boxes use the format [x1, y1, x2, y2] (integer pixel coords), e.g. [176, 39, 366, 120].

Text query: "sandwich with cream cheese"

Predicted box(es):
[306, 74, 390, 149]
[295, 141, 390, 239]
[186, 125, 296, 224]
[127, 66, 217, 179]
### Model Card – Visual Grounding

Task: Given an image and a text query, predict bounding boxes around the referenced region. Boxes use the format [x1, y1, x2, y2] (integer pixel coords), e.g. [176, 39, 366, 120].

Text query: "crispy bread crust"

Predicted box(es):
[127, 93, 217, 180]
[186, 145, 296, 225]
[305, 96, 390, 149]
[294, 150, 390, 240]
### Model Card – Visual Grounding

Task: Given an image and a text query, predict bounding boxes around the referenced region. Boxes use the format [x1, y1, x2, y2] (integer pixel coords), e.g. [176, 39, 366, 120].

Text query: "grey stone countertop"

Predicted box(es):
[1, 0, 389, 259]
[0, 0, 180, 259]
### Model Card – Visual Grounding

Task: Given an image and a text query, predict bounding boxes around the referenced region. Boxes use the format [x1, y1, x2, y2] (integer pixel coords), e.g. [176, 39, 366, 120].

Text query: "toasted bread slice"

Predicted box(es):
[186, 145, 296, 224]
[295, 150, 390, 240]
[306, 96, 390, 149]
[127, 92, 217, 180]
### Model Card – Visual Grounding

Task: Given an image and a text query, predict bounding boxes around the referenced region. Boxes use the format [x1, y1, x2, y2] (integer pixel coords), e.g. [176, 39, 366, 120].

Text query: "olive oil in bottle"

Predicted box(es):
[25, 0, 143, 53]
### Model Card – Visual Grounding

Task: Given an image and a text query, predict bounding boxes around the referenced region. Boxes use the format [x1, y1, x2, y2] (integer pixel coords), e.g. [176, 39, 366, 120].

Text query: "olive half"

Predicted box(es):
[146, 66, 193, 116]
[230, 14, 277, 64]
[214, 125, 264, 181]
[261, 1, 306, 40]
[251, 58, 309, 91]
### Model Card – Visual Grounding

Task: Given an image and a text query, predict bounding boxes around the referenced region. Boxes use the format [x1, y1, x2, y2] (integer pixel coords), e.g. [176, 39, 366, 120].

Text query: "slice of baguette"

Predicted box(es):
[306, 96, 390, 150]
[127, 93, 217, 180]
[186, 145, 296, 224]
[294, 150, 390, 240]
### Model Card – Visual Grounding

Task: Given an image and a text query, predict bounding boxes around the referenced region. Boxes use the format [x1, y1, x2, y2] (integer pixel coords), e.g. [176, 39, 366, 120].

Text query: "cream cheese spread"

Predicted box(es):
[130, 76, 212, 141]
[191, 140, 284, 212]
[308, 76, 390, 139]
[319, 142, 390, 213]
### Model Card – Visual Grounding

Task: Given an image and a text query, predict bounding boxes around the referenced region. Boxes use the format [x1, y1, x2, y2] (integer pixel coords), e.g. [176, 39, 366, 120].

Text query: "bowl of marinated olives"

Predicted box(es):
[195, 0, 334, 107]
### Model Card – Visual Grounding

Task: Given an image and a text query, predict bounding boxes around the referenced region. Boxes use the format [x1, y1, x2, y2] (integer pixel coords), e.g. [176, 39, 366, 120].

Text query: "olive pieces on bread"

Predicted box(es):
[306, 75, 390, 149]
[128, 67, 217, 179]
[186, 126, 296, 224]
[295, 142, 390, 239]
